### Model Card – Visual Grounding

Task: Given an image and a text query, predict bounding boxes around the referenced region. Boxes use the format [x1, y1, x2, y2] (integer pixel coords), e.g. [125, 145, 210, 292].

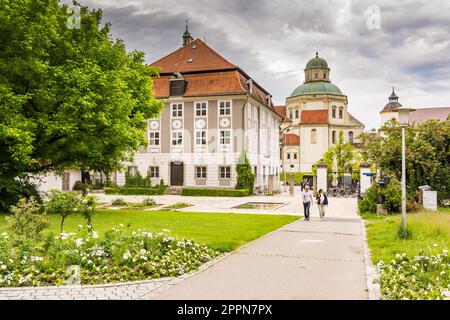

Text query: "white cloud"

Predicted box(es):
[73, 0, 450, 130]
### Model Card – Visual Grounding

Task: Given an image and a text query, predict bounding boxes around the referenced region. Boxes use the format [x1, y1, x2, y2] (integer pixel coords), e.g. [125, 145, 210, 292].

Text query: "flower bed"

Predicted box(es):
[0, 227, 220, 287]
[377, 250, 449, 300]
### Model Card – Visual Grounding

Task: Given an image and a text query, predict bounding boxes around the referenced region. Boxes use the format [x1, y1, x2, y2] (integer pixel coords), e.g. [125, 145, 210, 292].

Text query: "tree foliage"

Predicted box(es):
[45, 190, 80, 233]
[359, 118, 450, 201]
[0, 0, 163, 210]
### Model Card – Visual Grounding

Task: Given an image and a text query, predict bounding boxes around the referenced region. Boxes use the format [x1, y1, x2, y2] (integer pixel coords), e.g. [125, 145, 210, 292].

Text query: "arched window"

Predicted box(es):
[348, 131, 354, 144]
[339, 107, 343, 119]
[332, 106, 337, 118]
[311, 129, 317, 144]
[332, 130, 336, 144]
[323, 73, 327, 79]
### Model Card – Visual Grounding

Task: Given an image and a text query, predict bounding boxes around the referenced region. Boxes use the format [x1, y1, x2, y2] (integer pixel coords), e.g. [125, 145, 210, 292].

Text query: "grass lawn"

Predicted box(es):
[0, 210, 298, 252]
[363, 207, 450, 264]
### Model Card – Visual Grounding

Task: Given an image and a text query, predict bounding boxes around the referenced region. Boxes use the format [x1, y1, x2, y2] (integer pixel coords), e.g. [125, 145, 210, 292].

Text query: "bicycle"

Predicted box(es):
[253, 185, 268, 196]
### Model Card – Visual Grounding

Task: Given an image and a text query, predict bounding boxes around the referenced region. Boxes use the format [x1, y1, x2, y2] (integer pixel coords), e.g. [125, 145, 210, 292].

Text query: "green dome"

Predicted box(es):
[305, 53, 329, 69]
[290, 81, 343, 97]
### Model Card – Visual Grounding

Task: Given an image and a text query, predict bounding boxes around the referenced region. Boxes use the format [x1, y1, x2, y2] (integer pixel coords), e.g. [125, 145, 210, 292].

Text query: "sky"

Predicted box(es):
[68, 0, 450, 130]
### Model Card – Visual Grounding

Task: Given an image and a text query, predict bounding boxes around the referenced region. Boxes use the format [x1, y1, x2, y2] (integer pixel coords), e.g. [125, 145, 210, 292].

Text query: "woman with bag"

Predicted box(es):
[316, 189, 328, 221]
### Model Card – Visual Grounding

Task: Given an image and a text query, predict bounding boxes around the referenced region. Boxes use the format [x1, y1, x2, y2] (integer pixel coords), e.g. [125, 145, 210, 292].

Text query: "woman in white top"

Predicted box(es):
[302, 185, 312, 221]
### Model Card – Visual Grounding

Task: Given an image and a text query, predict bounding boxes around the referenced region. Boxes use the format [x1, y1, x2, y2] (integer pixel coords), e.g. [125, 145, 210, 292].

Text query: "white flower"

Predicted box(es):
[433, 243, 438, 247]
[123, 251, 131, 260]
[119, 224, 124, 227]
[92, 231, 99, 239]
[139, 249, 147, 255]
[75, 238, 84, 247]
[87, 260, 92, 264]
[1, 265, 6, 270]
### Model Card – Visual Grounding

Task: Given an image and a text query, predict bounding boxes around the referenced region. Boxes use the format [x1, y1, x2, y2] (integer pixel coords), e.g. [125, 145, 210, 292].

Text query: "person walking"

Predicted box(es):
[316, 189, 328, 221]
[302, 185, 312, 221]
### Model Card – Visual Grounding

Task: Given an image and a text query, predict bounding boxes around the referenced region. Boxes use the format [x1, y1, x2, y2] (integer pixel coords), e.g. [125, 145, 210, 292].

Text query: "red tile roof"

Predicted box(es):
[301, 110, 329, 124]
[274, 105, 290, 121]
[151, 39, 237, 74]
[283, 134, 300, 145]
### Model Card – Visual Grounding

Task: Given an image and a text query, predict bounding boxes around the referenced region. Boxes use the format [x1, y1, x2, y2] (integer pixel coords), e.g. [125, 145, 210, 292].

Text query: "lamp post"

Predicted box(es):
[394, 107, 415, 229]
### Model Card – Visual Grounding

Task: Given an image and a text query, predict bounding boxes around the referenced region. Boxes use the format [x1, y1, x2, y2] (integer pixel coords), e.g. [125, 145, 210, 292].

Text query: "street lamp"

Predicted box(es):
[393, 106, 416, 229]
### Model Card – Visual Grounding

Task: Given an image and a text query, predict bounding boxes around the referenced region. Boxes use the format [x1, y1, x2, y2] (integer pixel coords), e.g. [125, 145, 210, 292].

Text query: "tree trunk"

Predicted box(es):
[60, 216, 65, 234]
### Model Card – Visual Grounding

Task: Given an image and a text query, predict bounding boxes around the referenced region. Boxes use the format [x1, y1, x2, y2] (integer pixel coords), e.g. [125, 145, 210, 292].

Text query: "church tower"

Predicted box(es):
[182, 20, 193, 46]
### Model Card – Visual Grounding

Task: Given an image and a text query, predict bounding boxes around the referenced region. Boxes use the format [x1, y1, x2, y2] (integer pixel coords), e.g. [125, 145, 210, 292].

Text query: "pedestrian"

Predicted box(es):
[316, 189, 328, 221]
[302, 185, 312, 221]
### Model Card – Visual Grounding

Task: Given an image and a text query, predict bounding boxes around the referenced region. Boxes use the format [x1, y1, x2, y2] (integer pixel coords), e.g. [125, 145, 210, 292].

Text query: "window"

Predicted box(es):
[196, 166, 207, 179]
[323, 73, 327, 79]
[171, 131, 183, 146]
[196, 131, 207, 145]
[196, 102, 207, 117]
[219, 101, 231, 115]
[332, 106, 337, 118]
[295, 110, 299, 119]
[149, 166, 159, 178]
[254, 166, 257, 177]
[128, 166, 138, 178]
[220, 130, 231, 145]
[62, 172, 70, 191]
[220, 166, 231, 179]
[339, 107, 343, 119]
[348, 131, 354, 144]
[287, 153, 291, 160]
[149, 132, 160, 146]
[332, 130, 336, 144]
[311, 129, 317, 144]
[293, 153, 298, 160]
[172, 103, 183, 117]
[289, 110, 293, 119]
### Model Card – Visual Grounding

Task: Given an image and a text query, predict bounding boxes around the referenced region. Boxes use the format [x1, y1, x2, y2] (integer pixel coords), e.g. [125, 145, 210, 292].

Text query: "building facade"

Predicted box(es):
[117, 29, 282, 190]
[277, 53, 364, 173]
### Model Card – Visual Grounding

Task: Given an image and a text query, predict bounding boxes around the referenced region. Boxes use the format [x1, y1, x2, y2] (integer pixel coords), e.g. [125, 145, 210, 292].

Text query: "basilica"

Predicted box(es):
[276, 53, 365, 173]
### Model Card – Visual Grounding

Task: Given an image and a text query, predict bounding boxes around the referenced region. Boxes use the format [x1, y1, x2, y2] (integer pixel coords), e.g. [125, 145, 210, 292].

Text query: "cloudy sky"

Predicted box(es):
[68, 0, 450, 129]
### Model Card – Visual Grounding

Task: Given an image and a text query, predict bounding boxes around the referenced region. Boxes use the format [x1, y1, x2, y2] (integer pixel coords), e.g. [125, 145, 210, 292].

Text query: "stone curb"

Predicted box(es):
[360, 220, 382, 300]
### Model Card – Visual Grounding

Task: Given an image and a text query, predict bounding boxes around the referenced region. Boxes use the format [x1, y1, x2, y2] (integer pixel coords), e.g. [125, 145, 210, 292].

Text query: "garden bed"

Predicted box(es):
[363, 208, 450, 299]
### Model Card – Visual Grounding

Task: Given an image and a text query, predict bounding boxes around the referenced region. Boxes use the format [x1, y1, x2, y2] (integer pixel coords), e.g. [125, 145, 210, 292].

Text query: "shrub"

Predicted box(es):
[73, 181, 88, 192]
[125, 170, 145, 187]
[181, 188, 249, 197]
[6, 197, 48, 242]
[383, 178, 402, 213]
[358, 183, 379, 214]
[45, 190, 80, 233]
[111, 198, 127, 206]
[378, 250, 449, 300]
[105, 186, 167, 196]
[0, 175, 41, 213]
[79, 196, 98, 229]
[236, 153, 255, 194]
[165, 202, 192, 210]
[142, 198, 156, 207]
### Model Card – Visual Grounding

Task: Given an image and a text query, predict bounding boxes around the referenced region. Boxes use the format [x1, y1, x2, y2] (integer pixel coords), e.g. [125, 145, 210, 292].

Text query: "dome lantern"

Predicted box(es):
[304, 52, 330, 83]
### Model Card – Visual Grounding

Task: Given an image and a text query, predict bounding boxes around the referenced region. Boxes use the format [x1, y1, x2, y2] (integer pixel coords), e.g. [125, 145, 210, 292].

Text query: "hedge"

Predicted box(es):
[105, 187, 167, 196]
[181, 188, 250, 197]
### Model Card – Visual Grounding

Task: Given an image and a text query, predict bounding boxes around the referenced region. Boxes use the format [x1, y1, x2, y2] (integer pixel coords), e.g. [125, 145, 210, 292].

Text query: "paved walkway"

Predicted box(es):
[0, 197, 371, 300]
[145, 197, 368, 300]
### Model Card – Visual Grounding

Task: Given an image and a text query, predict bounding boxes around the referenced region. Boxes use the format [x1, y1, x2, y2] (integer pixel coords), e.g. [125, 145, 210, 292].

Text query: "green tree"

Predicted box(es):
[360, 118, 449, 201]
[236, 153, 255, 194]
[323, 131, 355, 179]
[46, 190, 80, 233]
[0, 0, 163, 211]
